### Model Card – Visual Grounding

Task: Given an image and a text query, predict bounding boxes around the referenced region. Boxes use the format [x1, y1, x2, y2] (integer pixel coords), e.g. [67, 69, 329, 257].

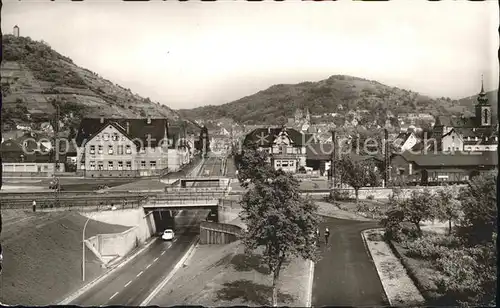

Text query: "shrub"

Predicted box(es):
[405, 236, 448, 260]
[434, 246, 496, 306]
[366, 194, 374, 200]
[381, 208, 405, 241]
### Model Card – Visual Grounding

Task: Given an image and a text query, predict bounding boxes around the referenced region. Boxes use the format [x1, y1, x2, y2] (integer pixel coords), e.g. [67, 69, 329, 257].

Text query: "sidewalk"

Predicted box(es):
[361, 229, 425, 306]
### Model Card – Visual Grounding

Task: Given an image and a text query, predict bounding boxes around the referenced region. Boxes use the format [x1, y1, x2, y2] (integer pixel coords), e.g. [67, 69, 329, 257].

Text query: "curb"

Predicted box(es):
[306, 260, 315, 307]
[140, 236, 200, 306]
[58, 237, 158, 305]
[360, 228, 392, 306]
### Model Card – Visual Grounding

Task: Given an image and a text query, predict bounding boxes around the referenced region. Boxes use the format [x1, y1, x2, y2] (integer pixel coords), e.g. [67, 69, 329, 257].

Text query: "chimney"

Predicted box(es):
[147, 116, 151, 124]
[100, 117, 104, 124]
[126, 122, 130, 134]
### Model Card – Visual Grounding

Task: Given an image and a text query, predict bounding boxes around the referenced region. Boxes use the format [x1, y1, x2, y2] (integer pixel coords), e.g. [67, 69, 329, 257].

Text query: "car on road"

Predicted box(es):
[161, 229, 175, 241]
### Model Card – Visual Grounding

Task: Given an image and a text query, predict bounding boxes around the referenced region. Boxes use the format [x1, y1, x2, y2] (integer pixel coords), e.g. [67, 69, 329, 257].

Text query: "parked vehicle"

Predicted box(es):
[162, 229, 175, 241]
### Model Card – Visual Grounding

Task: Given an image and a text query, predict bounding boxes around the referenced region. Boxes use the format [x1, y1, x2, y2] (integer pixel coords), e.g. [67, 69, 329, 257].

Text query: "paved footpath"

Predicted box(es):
[312, 217, 388, 307]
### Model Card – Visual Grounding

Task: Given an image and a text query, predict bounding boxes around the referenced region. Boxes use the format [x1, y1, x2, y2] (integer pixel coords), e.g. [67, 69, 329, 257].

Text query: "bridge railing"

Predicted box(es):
[164, 187, 227, 194]
[146, 197, 220, 206]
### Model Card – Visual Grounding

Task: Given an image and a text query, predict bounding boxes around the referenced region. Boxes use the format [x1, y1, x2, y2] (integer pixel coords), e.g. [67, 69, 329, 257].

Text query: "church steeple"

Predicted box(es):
[475, 75, 491, 126]
[477, 74, 488, 105]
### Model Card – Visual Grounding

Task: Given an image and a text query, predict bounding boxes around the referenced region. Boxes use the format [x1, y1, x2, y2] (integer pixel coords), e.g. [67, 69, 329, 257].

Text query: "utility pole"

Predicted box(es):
[384, 128, 389, 187]
[54, 103, 60, 207]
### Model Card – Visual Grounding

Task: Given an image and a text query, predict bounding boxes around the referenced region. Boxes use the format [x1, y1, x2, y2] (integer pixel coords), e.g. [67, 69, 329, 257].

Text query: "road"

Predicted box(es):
[70, 209, 208, 306]
[312, 217, 388, 306]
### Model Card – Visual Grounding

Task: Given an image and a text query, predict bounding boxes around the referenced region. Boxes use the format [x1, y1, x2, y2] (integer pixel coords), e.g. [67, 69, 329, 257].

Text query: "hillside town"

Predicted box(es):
[1, 3, 498, 308]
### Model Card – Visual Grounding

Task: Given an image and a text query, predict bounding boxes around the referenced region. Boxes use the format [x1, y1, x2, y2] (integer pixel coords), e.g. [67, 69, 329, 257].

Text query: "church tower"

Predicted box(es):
[475, 75, 491, 127]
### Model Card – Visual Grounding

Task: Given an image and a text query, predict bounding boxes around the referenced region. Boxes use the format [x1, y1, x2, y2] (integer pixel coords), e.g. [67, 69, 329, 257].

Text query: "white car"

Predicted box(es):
[162, 229, 175, 241]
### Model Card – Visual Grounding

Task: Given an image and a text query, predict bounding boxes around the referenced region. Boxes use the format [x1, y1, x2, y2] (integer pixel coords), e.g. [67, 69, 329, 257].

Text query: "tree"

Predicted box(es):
[401, 189, 435, 235]
[457, 174, 497, 245]
[236, 144, 275, 189]
[336, 155, 380, 204]
[239, 168, 320, 307]
[434, 187, 462, 235]
[276, 116, 287, 127]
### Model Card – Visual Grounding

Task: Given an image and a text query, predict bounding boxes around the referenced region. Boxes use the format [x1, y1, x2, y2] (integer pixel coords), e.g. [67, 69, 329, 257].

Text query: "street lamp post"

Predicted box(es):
[82, 217, 91, 281]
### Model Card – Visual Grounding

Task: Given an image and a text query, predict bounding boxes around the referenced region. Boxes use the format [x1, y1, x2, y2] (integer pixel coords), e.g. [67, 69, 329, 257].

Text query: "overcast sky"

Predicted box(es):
[2, 0, 498, 109]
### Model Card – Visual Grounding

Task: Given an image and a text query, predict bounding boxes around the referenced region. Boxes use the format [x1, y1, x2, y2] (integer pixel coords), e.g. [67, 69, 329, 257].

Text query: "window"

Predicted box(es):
[98, 145, 103, 154]
[141, 161, 146, 168]
[282, 161, 289, 167]
[474, 137, 478, 141]
[447, 147, 451, 151]
[485, 147, 490, 150]
[90, 145, 95, 154]
[139, 147, 146, 154]
[276, 161, 282, 167]
[126, 145, 132, 154]
[98, 161, 104, 170]
[118, 161, 123, 169]
[108, 145, 114, 154]
[90, 161, 96, 170]
[126, 161, 132, 169]
[117, 145, 124, 155]
[96, 135, 100, 141]
[80, 163, 85, 170]
[485, 137, 489, 141]
[108, 161, 114, 170]
[112, 133, 119, 141]
[103, 133, 109, 141]
[150, 161, 157, 169]
[44, 165, 49, 170]
[289, 161, 295, 166]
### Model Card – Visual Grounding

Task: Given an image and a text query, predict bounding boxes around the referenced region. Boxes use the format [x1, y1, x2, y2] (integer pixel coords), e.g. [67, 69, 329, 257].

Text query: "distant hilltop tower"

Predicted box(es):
[13, 25, 19, 37]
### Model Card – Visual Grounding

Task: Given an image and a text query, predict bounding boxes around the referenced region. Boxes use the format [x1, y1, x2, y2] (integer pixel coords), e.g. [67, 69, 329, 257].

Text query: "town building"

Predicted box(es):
[243, 127, 313, 173]
[393, 131, 419, 153]
[167, 124, 192, 172]
[0, 137, 66, 176]
[75, 117, 170, 178]
[390, 151, 497, 185]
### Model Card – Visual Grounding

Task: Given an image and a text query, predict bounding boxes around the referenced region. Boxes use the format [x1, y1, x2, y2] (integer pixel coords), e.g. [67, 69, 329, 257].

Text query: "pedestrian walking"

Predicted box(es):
[324, 227, 330, 245]
[32, 200, 37, 212]
[315, 228, 320, 246]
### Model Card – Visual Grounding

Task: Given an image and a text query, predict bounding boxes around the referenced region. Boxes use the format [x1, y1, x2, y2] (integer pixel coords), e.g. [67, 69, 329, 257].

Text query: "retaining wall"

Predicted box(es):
[330, 185, 466, 200]
[81, 208, 156, 244]
[85, 227, 139, 263]
[199, 221, 243, 245]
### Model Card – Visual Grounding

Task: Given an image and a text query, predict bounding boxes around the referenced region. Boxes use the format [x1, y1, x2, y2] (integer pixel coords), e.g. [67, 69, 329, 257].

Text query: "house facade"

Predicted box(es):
[393, 131, 419, 152]
[75, 117, 170, 178]
[243, 127, 311, 173]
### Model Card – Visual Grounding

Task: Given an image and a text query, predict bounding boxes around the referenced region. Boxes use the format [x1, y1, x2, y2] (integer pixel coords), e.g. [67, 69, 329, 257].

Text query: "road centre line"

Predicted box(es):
[136, 271, 143, 277]
[124, 281, 132, 288]
[154, 257, 159, 262]
[146, 263, 152, 269]
[109, 292, 119, 300]
[161, 251, 165, 255]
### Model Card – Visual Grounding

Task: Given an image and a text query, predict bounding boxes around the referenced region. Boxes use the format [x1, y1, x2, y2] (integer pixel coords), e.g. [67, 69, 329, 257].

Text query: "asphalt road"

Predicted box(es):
[70, 209, 208, 306]
[312, 217, 388, 307]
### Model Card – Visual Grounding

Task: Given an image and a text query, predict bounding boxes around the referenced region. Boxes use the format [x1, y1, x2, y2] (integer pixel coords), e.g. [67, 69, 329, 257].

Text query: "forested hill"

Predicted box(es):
[178, 75, 490, 125]
[1, 34, 200, 134]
